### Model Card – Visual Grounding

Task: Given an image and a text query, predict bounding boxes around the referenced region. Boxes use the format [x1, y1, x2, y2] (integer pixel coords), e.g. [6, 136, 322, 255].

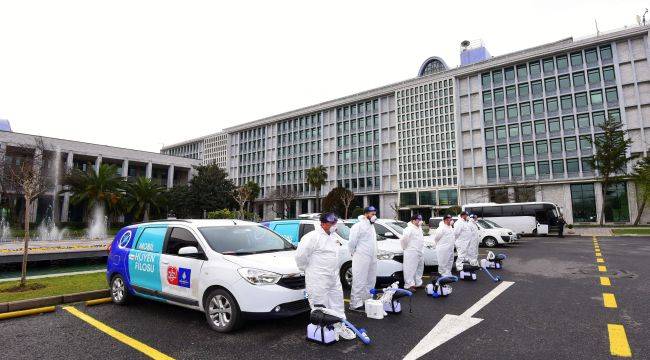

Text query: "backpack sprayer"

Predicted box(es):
[482, 251, 507, 269]
[307, 305, 371, 345]
[365, 282, 413, 319]
[458, 260, 481, 281]
[425, 274, 459, 297]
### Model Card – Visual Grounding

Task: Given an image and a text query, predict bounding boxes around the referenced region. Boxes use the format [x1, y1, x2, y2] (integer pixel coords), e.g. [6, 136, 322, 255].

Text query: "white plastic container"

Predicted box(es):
[383, 300, 401, 313]
[307, 324, 337, 344]
[364, 299, 385, 319]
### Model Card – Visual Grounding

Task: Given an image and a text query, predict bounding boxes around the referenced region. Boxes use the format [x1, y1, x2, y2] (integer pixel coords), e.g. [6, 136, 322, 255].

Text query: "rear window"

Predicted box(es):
[199, 225, 294, 255]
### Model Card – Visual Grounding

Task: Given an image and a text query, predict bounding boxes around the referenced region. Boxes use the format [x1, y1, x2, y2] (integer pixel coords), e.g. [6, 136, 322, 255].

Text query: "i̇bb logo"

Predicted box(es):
[167, 266, 178, 285]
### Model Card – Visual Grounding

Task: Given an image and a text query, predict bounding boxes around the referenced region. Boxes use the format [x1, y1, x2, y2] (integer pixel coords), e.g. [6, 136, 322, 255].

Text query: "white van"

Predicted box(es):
[482, 216, 548, 236]
[429, 217, 517, 248]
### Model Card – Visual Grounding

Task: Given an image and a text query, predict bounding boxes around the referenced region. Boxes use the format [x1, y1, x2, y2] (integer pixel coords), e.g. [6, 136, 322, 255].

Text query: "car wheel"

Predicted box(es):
[204, 288, 243, 333]
[110, 274, 130, 305]
[340, 262, 353, 290]
[532, 229, 538, 236]
[483, 236, 497, 248]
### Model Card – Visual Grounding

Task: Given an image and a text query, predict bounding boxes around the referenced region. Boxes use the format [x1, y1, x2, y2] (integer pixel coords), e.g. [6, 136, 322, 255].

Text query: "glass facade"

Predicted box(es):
[605, 182, 629, 222]
[571, 183, 597, 222]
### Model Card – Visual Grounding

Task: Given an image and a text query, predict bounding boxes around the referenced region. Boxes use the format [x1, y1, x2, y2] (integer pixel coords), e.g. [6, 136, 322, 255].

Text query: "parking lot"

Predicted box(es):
[2, 235, 648, 359]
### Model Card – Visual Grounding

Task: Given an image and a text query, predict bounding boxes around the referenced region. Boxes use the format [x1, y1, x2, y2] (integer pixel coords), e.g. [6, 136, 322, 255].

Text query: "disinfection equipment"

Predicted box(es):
[368, 282, 413, 316]
[307, 306, 371, 345]
[483, 251, 507, 269]
[425, 275, 459, 298]
[364, 299, 385, 320]
[459, 261, 480, 281]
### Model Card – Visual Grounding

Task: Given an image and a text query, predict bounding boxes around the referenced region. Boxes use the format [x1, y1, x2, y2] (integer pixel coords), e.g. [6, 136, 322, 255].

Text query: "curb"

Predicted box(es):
[0, 306, 56, 320]
[0, 289, 110, 315]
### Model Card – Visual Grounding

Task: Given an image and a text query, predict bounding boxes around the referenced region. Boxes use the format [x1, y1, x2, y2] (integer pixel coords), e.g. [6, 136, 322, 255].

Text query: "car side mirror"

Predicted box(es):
[178, 246, 199, 256]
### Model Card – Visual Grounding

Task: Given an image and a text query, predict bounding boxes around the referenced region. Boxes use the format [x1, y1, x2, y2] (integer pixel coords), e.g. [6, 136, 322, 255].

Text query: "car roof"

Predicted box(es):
[136, 219, 260, 227]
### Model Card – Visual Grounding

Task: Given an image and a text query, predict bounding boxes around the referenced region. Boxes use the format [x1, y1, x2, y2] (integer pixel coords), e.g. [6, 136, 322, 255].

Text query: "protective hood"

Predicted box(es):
[224, 250, 300, 275]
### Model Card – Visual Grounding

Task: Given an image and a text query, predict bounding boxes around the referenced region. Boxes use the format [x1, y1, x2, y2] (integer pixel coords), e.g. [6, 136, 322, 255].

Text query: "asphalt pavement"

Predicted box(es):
[2, 236, 648, 359]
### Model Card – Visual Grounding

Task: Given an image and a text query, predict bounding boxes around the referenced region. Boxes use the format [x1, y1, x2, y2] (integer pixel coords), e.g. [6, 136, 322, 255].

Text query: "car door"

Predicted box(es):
[159, 226, 207, 307]
[298, 223, 315, 241]
[128, 226, 166, 297]
[271, 223, 300, 244]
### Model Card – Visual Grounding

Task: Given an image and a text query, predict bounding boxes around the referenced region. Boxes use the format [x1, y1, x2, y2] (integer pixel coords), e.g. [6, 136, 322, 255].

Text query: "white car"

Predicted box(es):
[107, 219, 309, 333]
[429, 217, 517, 248]
[261, 219, 404, 289]
[343, 218, 439, 266]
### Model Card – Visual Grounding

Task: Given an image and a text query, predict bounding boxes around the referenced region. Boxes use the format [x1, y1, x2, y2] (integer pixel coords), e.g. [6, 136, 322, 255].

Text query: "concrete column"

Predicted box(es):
[626, 181, 638, 225]
[562, 184, 574, 224]
[146, 162, 152, 179]
[507, 187, 516, 202]
[121, 159, 129, 178]
[187, 168, 193, 183]
[167, 165, 175, 189]
[61, 152, 73, 222]
[535, 185, 543, 202]
[363, 196, 369, 208]
[307, 198, 314, 213]
[94, 155, 102, 173]
[594, 182, 604, 224]
[295, 200, 302, 216]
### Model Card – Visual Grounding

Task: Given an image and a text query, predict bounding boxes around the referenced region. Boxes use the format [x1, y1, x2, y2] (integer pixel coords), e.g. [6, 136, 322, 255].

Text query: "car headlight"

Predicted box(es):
[376, 249, 395, 260]
[237, 268, 282, 285]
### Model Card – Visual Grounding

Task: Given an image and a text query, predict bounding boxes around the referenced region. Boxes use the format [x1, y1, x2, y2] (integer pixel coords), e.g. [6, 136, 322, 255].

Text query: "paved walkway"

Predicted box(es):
[0, 239, 111, 255]
[570, 227, 614, 236]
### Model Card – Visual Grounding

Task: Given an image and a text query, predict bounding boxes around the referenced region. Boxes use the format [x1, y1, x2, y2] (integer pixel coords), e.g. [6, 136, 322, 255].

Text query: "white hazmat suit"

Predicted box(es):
[348, 215, 378, 309]
[401, 221, 424, 288]
[295, 226, 345, 318]
[454, 218, 476, 269]
[433, 221, 455, 277]
[467, 219, 480, 264]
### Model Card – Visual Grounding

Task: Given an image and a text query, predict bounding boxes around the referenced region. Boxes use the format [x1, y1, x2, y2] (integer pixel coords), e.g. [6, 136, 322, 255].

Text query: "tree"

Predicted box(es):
[243, 181, 260, 212]
[164, 185, 192, 218]
[61, 163, 124, 220]
[268, 187, 297, 219]
[306, 165, 327, 212]
[631, 155, 650, 225]
[3, 138, 52, 287]
[233, 186, 252, 219]
[587, 116, 634, 225]
[187, 165, 236, 217]
[322, 186, 355, 218]
[124, 177, 165, 222]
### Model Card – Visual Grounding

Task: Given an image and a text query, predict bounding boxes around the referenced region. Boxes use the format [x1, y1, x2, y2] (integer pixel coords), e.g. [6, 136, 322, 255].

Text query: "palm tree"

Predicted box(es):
[244, 181, 261, 213]
[62, 163, 124, 218]
[124, 177, 165, 221]
[306, 165, 327, 212]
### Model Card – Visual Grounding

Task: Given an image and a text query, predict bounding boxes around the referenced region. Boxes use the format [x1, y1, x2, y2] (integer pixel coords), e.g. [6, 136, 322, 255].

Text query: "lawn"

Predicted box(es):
[0, 272, 107, 303]
[611, 228, 650, 236]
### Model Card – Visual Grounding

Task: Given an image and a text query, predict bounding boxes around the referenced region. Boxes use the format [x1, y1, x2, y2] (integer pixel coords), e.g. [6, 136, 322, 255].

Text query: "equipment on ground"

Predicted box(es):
[483, 251, 507, 269]
[425, 275, 459, 298]
[307, 306, 371, 345]
[368, 282, 413, 318]
[458, 261, 480, 281]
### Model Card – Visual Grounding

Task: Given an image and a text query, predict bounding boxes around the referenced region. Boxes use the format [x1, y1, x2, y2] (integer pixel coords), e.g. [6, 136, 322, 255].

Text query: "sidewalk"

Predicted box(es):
[0, 239, 111, 255]
[569, 227, 614, 237]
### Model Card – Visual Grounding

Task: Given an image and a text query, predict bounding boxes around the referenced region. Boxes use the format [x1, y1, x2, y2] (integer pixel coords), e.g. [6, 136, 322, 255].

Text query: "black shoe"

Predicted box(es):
[348, 305, 365, 313]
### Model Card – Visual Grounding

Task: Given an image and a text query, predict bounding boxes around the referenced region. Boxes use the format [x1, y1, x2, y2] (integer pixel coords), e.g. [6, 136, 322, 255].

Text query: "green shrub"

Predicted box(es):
[350, 207, 364, 218]
[207, 209, 236, 219]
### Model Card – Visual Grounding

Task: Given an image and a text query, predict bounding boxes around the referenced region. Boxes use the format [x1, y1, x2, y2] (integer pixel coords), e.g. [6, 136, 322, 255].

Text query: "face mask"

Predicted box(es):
[329, 225, 338, 234]
[414, 220, 421, 227]
[369, 215, 377, 223]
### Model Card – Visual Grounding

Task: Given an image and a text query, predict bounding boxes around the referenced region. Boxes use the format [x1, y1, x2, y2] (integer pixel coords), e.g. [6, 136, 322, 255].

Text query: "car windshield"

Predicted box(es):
[199, 225, 295, 255]
[483, 219, 502, 228]
[385, 221, 407, 235]
[477, 220, 493, 229]
[336, 222, 350, 240]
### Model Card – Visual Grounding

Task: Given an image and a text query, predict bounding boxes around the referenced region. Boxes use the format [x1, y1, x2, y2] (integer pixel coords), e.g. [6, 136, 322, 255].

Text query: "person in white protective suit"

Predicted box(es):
[467, 214, 480, 264]
[401, 214, 425, 291]
[454, 211, 477, 269]
[295, 213, 356, 340]
[348, 206, 378, 312]
[433, 214, 455, 277]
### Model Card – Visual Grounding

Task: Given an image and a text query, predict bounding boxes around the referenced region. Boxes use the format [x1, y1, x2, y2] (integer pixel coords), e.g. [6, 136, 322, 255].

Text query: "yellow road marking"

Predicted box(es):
[0, 306, 56, 320]
[603, 293, 617, 308]
[596, 258, 605, 263]
[607, 324, 632, 357]
[595, 252, 602, 257]
[63, 306, 174, 360]
[598, 266, 607, 272]
[594, 246, 600, 250]
[600, 277, 611, 286]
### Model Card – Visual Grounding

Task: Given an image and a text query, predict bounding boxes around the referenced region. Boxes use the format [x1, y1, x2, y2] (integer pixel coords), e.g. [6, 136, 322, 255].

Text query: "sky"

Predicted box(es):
[0, 0, 647, 152]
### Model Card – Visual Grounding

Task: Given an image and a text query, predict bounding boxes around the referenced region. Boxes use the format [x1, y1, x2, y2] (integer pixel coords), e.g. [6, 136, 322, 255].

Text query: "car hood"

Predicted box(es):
[223, 250, 300, 275]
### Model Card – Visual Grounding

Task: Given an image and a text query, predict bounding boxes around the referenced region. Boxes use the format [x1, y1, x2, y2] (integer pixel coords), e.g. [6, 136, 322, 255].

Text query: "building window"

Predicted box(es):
[498, 145, 508, 158]
[536, 140, 548, 155]
[483, 91, 492, 105]
[517, 65, 528, 80]
[486, 147, 496, 159]
[518, 83, 529, 97]
[603, 66, 615, 82]
[512, 163, 522, 177]
[573, 72, 586, 87]
[609, 109, 621, 123]
[581, 157, 593, 173]
[498, 165, 509, 179]
[506, 86, 517, 101]
[544, 77, 557, 93]
[510, 144, 521, 157]
[493, 70, 503, 85]
[550, 138, 563, 153]
[571, 183, 597, 222]
[533, 100, 544, 115]
[419, 191, 436, 205]
[482, 73, 491, 87]
[600, 45, 613, 61]
[524, 162, 536, 176]
[566, 158, 580, 174]
[531, 81, 543, 96]
[587, 69, 601, 84]
[538, 161, 550, 175]
[400, 192, 417, 206]
[494, 88, 504, 103]
[579, 135, 592, 150]
[585, 49, 598, 65]
[485, 128, 494, 141]
[549, 118, 561, 132]
[565, 137, 578, 151]
[504, 67, 515, 82]
[552, 159, 564, 175]
[509, 124, 519, 138]
[605, 88, 619, 103]
[547, 97, 559, 112]
[484, 109, 494, 123]
[604, 182, 629, 222]
[543, 58, 555, 73]
[592, 112, 606, 127]
[496, 126, 507, 139]
[489, 188, 509, 203]
[590, 90, 603, 105]
[577, 113, 591, 128]
[556, 55, 568, 71]
[559, 75, 571, 90]
[487, 166, 496, 180]
[575, 92, 588, 108]
[438, 189, 458, 205]
[523, 142, 534, 156]
[507, 105, 518, 119]
[520, 102, 531, 116]
[570, 52, 583, 67]
[495, 107, 505, 121]
[529, 61, 541, 77]
[521, 122, 532, 136]
[535, 120, 546, 134]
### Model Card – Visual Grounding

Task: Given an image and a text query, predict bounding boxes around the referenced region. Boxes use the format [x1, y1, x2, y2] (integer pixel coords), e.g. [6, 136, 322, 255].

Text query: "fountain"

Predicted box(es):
[37, 205, 68, 241]
[87, 206, 108, 239]
[0, 208, 12, 242]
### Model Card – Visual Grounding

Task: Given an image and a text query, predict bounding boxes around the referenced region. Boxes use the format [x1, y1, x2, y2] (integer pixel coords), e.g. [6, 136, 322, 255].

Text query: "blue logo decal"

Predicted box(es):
[119, 230, 132, 248]
[178, 268, 191, 288]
